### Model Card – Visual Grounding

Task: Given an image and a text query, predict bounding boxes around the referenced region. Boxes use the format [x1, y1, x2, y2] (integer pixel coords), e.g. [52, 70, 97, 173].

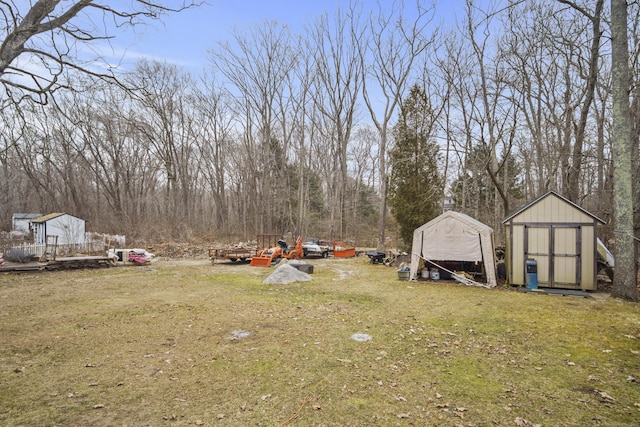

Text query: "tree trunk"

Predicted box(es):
[610, 0, 638, 301]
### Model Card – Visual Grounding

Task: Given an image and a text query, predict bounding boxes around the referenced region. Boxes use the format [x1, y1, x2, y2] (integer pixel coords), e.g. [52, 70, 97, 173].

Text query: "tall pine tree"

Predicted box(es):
[388, 85, 444, 249]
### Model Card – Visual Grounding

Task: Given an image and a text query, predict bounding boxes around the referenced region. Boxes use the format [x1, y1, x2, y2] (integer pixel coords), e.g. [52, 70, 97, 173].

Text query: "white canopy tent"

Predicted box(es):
[410, 211, 497, 287]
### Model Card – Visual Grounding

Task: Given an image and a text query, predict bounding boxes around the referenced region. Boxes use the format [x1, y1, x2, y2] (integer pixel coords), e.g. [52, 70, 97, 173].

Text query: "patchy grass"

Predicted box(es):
[0, 256, 639, 426]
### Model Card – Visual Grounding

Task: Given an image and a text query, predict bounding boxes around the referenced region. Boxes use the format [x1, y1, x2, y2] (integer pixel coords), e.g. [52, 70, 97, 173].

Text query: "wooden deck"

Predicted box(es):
[45, 256, 117, 270]
[0, 262, 45, 272]
[0, 255, 117, 273]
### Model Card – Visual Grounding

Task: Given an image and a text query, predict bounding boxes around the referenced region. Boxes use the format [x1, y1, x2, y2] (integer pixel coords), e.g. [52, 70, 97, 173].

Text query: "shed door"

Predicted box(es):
[526, 227, 550, 284]
[525, 225, 580, 288]
[552, 226, 580, 287]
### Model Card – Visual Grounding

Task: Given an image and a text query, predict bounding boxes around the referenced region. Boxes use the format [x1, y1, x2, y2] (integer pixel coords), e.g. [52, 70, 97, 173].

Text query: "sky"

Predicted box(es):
[104, 0, 465, 73]
[109, 0, 360, 70]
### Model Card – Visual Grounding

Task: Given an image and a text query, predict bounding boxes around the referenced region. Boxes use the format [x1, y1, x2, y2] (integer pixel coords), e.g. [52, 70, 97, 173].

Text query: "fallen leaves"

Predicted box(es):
[454, 407, 467, 419]
[2, 258, 639, 426]
[514, 417, 543, 426]
[596, 390, 616, 403]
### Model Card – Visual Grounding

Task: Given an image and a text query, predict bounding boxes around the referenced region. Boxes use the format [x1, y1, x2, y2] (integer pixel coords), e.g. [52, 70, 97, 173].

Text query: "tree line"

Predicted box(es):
[0, 1, 638, 298]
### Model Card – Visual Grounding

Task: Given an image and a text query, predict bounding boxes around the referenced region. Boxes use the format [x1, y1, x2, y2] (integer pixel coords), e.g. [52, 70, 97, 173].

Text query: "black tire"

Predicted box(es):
[322, 251, 328, 258]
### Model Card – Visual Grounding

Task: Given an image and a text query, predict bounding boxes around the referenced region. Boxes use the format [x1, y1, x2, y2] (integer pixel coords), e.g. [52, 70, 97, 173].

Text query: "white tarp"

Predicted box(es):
[410, 211, 497, 287]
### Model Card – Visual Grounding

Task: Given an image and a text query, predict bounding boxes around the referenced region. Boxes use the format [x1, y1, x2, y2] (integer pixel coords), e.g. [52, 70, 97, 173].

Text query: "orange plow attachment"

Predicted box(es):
[249, 256, 273, 267]
[333, 240, 356, 258]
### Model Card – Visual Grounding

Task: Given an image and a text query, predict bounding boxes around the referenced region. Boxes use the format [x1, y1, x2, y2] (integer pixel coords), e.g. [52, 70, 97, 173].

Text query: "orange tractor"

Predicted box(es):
[249, 236, 303, 267]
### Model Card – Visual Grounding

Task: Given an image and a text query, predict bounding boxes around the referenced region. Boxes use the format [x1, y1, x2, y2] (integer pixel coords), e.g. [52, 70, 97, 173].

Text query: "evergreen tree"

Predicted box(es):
[450, 143, 524, 225]
[388, 85, 443, 249]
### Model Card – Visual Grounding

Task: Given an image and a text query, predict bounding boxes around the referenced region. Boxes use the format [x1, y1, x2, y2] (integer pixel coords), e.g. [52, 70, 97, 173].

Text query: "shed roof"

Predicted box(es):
[12, 213, 42, 220]
[31, 212, 86, 223]
[502, 190, 605, 224]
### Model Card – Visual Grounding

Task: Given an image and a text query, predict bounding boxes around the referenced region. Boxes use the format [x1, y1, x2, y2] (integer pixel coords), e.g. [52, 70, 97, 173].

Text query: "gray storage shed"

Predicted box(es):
[502, 191, 605, 290]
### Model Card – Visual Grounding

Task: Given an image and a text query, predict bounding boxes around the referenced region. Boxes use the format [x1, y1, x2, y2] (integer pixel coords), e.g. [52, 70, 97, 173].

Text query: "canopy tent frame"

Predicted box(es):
[421, 259, 492, 288]
[410, 211, 497, 288]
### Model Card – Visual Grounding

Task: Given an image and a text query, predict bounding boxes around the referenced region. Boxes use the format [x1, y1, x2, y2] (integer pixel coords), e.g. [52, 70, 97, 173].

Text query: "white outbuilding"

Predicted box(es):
[410, 211, 497, 287]
[30, 213, 87, 245]
[11, 213, 41, 236]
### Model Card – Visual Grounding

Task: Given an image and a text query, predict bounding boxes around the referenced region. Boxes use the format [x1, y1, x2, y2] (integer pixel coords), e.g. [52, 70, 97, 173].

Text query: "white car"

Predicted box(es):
[302, 239, 330, 258]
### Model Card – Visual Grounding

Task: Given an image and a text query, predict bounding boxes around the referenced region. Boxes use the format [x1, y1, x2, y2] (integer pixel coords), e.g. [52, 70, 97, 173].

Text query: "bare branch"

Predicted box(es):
[0, 1, 202, 108]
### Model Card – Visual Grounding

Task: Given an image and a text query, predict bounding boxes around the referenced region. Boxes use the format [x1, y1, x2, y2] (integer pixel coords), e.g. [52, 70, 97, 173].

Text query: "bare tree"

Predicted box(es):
[438, 31, 477, 215]
[191, 74, 234, 232]
[502, 1, 565, 197]
[0, 1, 199, 107]
[0, 106, 31, 227]
[629, 1, 640, 281]
[347, 124, 380, 242]
[210, 21, 300, 235]
[309, 3, 365, 240]
[69, 81, 161, 234]
[10, 100, 94, 216]
[462, 0, 519, 221]
[126, 60, 200, 238]
[359, 0, 435, 250]
[610, 0, 638, 300]
[557, 0, 604, 202]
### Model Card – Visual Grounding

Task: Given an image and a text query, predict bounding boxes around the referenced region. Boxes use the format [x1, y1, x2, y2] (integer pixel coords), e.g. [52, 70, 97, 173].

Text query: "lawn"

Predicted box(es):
[0, 256, 639, 426]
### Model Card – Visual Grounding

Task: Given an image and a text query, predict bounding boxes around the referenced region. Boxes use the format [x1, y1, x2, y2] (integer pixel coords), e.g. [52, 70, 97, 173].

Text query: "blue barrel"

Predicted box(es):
[525, 259, 538, 289]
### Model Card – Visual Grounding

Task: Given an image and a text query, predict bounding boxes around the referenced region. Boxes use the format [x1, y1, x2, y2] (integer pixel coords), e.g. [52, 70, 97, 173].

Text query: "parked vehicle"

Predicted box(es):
[302, 238, 330, 258]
